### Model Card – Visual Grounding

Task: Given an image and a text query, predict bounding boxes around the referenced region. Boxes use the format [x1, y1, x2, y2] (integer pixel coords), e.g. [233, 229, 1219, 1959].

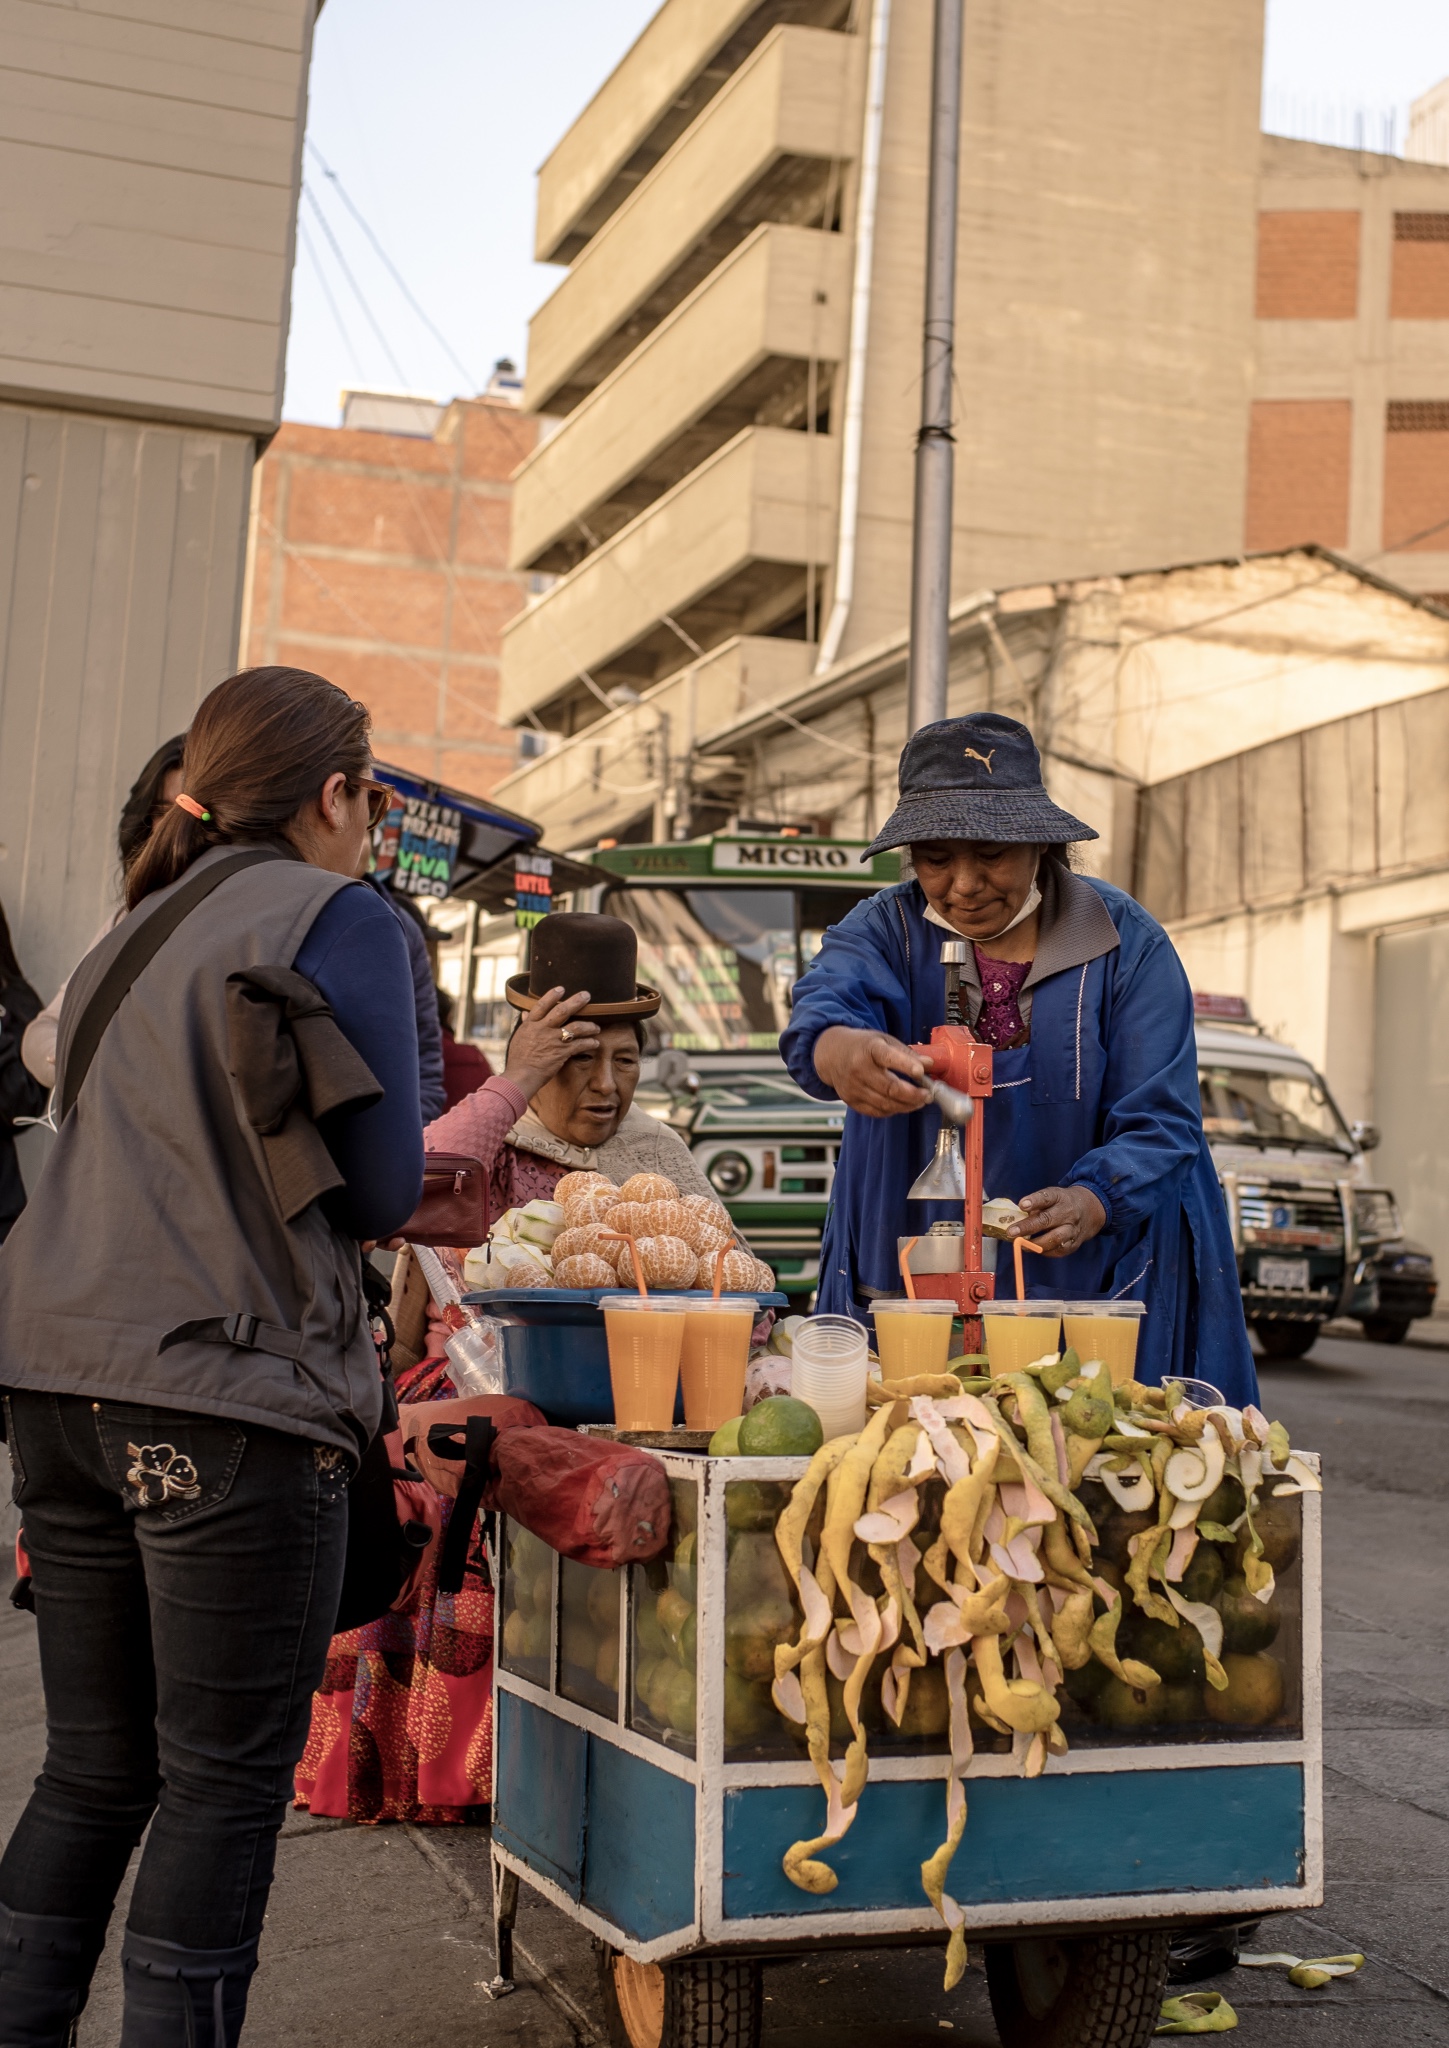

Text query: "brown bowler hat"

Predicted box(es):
[504, 912, 661, 1019]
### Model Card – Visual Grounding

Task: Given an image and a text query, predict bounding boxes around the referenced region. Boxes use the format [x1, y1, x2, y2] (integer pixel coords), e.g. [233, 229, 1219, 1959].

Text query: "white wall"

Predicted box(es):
[1375, 922, 1449, 1273]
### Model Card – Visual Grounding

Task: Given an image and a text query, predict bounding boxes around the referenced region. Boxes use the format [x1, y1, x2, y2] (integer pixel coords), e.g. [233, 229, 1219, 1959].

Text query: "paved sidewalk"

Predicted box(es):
[0, 1332, 1445, 2042]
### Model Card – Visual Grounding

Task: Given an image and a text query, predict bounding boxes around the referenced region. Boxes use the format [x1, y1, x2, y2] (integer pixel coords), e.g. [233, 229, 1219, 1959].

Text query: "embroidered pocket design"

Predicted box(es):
[125, 1442, 202, 1509]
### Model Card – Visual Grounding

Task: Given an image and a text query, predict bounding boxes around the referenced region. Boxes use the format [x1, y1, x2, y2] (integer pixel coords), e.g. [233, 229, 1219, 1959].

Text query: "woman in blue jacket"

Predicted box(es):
[780, 712, 1257, 1407]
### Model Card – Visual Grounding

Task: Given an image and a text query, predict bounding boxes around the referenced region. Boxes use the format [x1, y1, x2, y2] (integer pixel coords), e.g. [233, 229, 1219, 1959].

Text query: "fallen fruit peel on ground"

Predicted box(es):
[768, 1363, 1318, 1987]
[1156, 1990, 1238, 2033]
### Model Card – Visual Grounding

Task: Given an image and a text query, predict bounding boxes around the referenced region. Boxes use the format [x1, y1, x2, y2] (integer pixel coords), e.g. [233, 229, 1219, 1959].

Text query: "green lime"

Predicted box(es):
[708, 1417, 743, 1456]
[737, 1396, 824, 1458]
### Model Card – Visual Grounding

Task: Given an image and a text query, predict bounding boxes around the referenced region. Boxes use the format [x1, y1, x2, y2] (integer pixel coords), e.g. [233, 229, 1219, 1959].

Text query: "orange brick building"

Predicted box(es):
[1248, 137, 1449, 599]
[240, 392, 538, 793]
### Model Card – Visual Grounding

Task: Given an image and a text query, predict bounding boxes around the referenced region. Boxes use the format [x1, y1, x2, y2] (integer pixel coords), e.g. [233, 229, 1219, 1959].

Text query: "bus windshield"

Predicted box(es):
[604, 886, 865, 1051]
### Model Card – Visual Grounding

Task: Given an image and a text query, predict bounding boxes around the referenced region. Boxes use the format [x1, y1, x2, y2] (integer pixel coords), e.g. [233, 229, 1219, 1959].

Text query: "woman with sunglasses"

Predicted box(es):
[0, 667, 423, 2046]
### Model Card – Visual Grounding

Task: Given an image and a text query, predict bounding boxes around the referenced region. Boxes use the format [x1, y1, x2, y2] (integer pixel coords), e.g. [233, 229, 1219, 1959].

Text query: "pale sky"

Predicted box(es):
[280, 0, 1449, 427]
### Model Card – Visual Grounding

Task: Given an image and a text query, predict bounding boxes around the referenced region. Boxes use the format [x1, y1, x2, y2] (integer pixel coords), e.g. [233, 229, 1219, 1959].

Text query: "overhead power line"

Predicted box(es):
[296, 216, 362, 376]
[302, 182, 413, 390]
[307, 140, 481, 393]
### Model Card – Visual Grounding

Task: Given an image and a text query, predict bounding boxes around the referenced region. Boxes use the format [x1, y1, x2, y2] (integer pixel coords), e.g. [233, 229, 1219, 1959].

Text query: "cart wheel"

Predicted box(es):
[598, 1946, 761, 2048]
[985, 1929, 1170, 2048]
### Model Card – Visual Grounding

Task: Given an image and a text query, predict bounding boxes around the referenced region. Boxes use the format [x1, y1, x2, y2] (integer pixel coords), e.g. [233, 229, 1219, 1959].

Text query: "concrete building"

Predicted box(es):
[240, 390, 538, 792]
[1249, 137, 1449, 597]
[495, 2, 1449, 858]
[500, 0, 1266, 741]
[0, 0, 318, 1004]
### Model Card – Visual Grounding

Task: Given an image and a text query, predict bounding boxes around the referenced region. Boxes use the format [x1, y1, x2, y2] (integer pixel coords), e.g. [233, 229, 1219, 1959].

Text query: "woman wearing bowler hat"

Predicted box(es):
[420, 910, 716, 1213]
[781, 712, 1257, 1406]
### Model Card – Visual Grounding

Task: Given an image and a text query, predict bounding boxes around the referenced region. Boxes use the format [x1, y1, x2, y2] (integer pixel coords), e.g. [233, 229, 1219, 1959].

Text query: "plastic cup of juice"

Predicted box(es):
[1062, 1301, 1147, 1387]
[872, 1298, 956, 1378]
[679, 1297, 757, 1432]
[980, 1299, 1065, 1375]
[601, 1295, 687, 1431]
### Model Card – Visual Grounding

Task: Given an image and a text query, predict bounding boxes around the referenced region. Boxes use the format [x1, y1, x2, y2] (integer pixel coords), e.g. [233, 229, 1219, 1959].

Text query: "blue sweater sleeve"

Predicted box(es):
[364, 877, 445, 1122]
[780, 891, 916, 1099]
[294, 885, 425, 1240]
[401, 910, 446, 1122]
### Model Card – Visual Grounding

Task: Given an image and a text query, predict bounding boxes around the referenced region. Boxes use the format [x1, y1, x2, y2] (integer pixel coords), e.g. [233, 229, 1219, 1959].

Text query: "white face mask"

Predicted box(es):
[978, 856, 1041, 945]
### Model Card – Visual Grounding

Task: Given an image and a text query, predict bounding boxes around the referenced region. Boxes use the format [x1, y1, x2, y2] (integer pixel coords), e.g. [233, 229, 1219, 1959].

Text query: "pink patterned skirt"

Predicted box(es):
[294, 1356, 495, 1825]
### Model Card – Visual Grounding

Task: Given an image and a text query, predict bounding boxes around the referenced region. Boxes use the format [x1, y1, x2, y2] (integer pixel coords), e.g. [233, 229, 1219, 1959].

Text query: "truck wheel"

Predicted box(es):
[1254, 1321, 1319, 1360]
[599, 1947, 761, 2048]
[985, 1929, 1170, 2048]
[1360, 1316, 1409, 1345]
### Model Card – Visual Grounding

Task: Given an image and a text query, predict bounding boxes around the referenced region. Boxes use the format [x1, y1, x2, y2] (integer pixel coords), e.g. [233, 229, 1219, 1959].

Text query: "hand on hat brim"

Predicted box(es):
[504, 986, 602, 1099]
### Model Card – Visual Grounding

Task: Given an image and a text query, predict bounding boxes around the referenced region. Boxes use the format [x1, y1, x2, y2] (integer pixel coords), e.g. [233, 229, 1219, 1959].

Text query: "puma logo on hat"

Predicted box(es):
[964, 746, 996, 773]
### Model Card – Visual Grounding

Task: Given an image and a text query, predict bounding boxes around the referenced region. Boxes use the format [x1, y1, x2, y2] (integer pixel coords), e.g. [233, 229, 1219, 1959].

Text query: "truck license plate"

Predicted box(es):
[1258, 1256, 1310, 1291]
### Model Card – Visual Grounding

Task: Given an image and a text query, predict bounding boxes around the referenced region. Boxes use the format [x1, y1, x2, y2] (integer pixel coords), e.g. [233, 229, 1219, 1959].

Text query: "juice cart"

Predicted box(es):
[486, 1435, 1322, 2048]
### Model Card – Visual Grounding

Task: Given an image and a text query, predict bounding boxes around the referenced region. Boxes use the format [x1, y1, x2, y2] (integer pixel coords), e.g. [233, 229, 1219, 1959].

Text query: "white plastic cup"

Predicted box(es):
[445, 1318, 504, 1397]
[790, 1314, 870, 1440]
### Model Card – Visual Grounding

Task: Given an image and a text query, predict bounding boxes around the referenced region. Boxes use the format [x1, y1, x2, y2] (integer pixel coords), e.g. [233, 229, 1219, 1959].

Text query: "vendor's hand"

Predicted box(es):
[813, 1025, 933, 1118]
[1012, 1185, 1107, 1257]
[505, 986, 601, 1098]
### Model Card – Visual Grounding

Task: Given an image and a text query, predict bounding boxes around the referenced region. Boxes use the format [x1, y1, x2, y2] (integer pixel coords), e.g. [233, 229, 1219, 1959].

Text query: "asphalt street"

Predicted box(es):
[1, 1329, 1444, 2045]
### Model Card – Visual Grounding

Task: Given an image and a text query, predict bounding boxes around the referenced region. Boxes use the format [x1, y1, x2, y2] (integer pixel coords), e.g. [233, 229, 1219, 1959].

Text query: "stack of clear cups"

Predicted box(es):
[789, 1314, 870, 1441]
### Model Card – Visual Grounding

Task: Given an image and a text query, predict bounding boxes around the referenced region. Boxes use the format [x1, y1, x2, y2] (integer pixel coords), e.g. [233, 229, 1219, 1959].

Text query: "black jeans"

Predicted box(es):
[0, 1391, 346, 1950]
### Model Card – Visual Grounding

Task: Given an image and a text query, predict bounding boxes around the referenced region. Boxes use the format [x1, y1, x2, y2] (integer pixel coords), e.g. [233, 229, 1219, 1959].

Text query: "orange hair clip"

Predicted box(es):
[175, 793, 211, 822]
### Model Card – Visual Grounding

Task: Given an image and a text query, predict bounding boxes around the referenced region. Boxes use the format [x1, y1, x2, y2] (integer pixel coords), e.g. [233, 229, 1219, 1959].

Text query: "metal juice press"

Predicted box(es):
[903, 939, 996, 1344]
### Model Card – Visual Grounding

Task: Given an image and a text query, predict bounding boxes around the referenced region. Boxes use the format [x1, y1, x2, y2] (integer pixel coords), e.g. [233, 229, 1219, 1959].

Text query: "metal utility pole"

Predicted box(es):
[905, 0, 965, 736]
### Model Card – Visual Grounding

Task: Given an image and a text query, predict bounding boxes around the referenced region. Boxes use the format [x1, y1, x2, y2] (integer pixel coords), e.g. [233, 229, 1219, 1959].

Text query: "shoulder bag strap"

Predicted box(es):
[58, 848, 288, 1122]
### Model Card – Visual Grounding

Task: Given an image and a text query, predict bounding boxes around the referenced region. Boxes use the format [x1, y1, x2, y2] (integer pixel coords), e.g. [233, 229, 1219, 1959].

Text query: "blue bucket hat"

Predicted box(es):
[862, 712, 1097, 859]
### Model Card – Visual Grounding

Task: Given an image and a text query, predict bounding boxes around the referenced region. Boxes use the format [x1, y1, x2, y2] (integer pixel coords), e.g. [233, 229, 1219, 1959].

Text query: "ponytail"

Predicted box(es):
[126, 668, 372, 910]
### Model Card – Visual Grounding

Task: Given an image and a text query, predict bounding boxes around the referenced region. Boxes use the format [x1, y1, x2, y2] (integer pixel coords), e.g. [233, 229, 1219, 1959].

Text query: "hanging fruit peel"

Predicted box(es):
[764, 1354, 1320, 1989]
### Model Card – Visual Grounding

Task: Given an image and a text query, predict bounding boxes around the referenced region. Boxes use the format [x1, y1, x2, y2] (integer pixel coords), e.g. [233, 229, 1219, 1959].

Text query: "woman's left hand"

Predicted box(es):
[1012, 1185, 1106, 1257]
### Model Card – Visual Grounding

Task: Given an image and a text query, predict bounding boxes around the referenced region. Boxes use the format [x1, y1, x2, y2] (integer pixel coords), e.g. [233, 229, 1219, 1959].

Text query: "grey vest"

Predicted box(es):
[0, 848, 382, 1457]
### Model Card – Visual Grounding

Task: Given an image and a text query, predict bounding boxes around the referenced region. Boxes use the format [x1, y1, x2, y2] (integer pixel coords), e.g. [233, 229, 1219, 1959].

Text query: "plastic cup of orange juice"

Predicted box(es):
[679, 1297, 757, 1431]
[601, 1295, 687, 1431]
[871, 1298, 955, 1378]
[1062, 1301, 1146, 1387]
[980, 1299, 1064, 1375]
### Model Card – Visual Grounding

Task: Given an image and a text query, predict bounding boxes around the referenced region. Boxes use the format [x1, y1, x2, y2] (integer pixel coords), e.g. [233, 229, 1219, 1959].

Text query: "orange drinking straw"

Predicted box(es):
[1013, 1233, 1044, 1301]
[899, 1236, 920, 1302]
[711, 1240, 732, 1304]
[602, 1230, 649, 1299]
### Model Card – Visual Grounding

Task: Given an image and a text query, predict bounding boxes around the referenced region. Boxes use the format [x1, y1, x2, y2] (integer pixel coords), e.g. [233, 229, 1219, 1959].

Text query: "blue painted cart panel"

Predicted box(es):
[721, 1765, 1305, 1919]
[494, 1693, 588, 1898]
[583, 1739, 696, 1941]
[495, 1693, 697, 1942]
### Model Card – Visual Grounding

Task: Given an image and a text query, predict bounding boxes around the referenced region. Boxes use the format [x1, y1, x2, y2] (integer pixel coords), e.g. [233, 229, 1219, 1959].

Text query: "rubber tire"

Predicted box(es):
[1360, 1316, 1410, 1345]
[1254, 1321, 1319, 1360]
[985, 1928, 1171, 2048]
[598, 1947, 761, 2048]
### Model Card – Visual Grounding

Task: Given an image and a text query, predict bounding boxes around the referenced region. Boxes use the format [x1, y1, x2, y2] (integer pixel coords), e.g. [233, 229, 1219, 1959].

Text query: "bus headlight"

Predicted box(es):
[707, 1152, 752, 1197]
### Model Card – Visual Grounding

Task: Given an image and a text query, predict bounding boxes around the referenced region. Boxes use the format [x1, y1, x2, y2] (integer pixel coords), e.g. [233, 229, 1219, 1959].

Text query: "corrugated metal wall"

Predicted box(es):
[0, 399, 253, 1001]
[1134, 686, 1449, 923]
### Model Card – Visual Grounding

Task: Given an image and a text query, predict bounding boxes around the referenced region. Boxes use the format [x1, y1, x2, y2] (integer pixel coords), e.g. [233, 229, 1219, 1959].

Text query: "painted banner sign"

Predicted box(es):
[515, 851, 553, 930]
[376, 796, 463, 900]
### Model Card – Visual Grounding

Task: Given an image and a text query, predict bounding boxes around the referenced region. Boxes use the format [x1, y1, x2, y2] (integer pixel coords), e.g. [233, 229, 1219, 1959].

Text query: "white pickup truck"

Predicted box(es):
[1195, 997, 1436, 1355]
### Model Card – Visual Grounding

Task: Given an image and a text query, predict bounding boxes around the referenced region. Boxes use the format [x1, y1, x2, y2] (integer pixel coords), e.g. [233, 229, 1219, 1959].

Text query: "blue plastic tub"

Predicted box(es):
[462, 1288, 787, 1426]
